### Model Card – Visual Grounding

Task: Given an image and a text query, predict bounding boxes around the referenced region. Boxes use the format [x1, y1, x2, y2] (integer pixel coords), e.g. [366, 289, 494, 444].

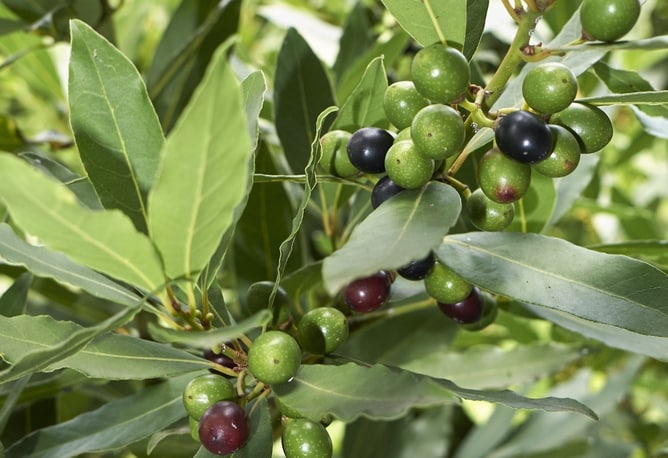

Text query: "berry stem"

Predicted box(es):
[347, 297, 436, 324]
[423, 0, 448, 46]
[501, 0, 521, 22]
[517, 197, 528, 233]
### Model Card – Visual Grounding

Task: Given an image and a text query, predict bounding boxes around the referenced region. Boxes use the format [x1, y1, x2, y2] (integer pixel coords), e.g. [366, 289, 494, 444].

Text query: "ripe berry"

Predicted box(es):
[397, 251, 435, 281]
[550, 102, 613, 153]
[182, 374, 236, 420]
[344, 271, 392, 313]
[466, 188, 515, 231]
[319, 130, 358, 177]
[282, 418, 333, 458]
[347, 127, 395, 173]
[424, 261, 472, 305]
[383, 81, 430, 130]
[478, 148, 531, 204]
[247, 331, 301, 385]
[203, 347, 236, 374]
[298, 307, 349, 354]
[410, 104, 465, 160]
[198, 401, 249, 455]
[495, 110, 553, 164]
[522, 62, 578, 114]
[533, 125, 581, 177]
[384, 140, 435, 189]
[371, 175, 405, 208]
[580, 0, 641, 42]
[411, 43, 470, 103]
[437, 287, 485, 324]
[460, 290, 498, 331]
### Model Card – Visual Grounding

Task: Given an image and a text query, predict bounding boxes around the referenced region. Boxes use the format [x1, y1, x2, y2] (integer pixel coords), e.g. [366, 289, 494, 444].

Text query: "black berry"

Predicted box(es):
[495, 110, 553, 164]
[397, 251, 435, 280]
[347, 127, 394, 173]
[371, 175, 405, 208]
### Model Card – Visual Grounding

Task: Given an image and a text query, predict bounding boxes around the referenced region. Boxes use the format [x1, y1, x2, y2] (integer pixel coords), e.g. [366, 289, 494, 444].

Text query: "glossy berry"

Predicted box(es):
[522, 62, 578, 114]
[460, 290, 498, 331]
[466, 188, 515, 231]
[550, 102, 613, 153]
[533, 125, 581, 177]
[371, 175, 405, 208]
[247, 331, 301, 385]
[282, 418, 333, 458]
[581, 0, 641, 42]
[410, 104, 465, 160]
[437, 287, 485, 324]
[424, 261, 472, 305]
[397, 251, 435, 281]
[347, 127, 395, 173]
[383, 81, 430, 130]
[478, 148, 531, 204]
[495, 110, 553, 164]
[319, 130, 358, 177]
[298, 307, 349, 354]
[411, 43, 470, 103]
[182, 374, 236, 420]
[344, 271, 392, 313]
[198, 401, 249, 455]
[246, 281, 291, 324]
[384, 140, 435, 189]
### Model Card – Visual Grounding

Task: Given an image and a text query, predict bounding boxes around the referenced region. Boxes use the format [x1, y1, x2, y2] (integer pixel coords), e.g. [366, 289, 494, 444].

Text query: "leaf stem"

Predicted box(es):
[518, 198, 527, 233]
[423, 0, 448, 46]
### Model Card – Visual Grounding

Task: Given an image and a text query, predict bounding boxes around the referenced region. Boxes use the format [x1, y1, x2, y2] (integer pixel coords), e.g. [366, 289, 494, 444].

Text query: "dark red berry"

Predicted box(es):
[397, 251, 435, 280]
[343, 271, 392, 313]
[198, 401, 249, 455]
[347, 127, 394, 173]
[204, 347, 236, 374]
[371, 175, 405, 208]
[495, 111, 552, 164]
[437, 287, 485, 324]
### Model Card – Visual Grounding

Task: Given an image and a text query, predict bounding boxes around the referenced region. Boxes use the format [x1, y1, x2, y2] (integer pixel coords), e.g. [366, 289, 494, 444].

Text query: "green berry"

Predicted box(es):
[394, 127, 412, 143]
[298, 307, 349, 354]
[182, 374, 236, 420]
[411, 43, 470, 103]
[550, 102, 613, 153]
[384, 140, 435, 189]
[282, 418, 333, 458]
[478, 148, 531, 204]
[410, 104, 465, 160]
[581, 0, 641, 42]
[522, 62, 578, 114]
[319, 130, 358, 177]
[424, 260, 472, 305]
[383, 81, 430, 130]
[533, 125, 581, 177]
[466, 188, 515, 231]
[247, 331, 301, 385]
[246, 281, 291, 324]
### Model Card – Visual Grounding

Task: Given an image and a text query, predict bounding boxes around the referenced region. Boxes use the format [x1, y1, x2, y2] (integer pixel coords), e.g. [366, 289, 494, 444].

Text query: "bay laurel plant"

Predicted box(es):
[0, 0, 667, 456]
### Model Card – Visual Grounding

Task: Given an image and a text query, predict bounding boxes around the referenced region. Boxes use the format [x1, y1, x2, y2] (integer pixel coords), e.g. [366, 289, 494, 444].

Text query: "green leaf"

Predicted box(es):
[323, 181, 462, 294]
[463, 0, 489, 60]
[0, 314, 207, 380]
[0, 155, 164, 293]
[331, 56, 388, 131]
[233, 398, 272, 458]
[68, 19, 164, 233]
[147, 310, 272, 348]
[507, 172, 556, 233]
[273, 363, 460, 422]
[592, 61, 654, 93]
[5, 374, 191, 458]
[332, 2, 374, 82]
[0, 271, 31, 317]
[548, 154, 599, 227]
[578, 90, 668, 105]
[589, 240, 668, 271]
[437, 233, 668, 337]
[147, 41, 252, 281]
[0, 375, 30, 435]
[381, 0, 466, 49]
[274, 28, 336, 172]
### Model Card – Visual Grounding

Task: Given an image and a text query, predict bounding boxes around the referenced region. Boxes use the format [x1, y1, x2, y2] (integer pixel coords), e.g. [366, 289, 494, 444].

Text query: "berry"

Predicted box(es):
[522, 62, 578, 114]
[460, 290, 498, 331]
[344, 271, 392, 313]
[347, 127, 395, 173]
[319, 130, 358, 177]
[182, 374, 236, 420]
[411, 43, 470, 103]
[394, 127, 412, 143]
[371, 175, 405, 208]
[533, 125, 581, 177]
[495, 110, 553, 164]
[298, 307, 349, 354]
[198, 401, 249, 455]
[466, 188, 515, 231]
[247, 331, 301, 385]
[478, 148, 531, 204]
[410, 104, 465, 160]
[383, 81, 430, 130]
[580, 0, 641, 42]
[384, 140, 435, 189]
[397, 251, 435, 281]
[437, 287, 485, 324]
[246, 281, 291, 324]
[203, 347, 236, 374]
[281, 418, 333, 458]
[550, 102, 613, 153]
[424, 261, 472, 305]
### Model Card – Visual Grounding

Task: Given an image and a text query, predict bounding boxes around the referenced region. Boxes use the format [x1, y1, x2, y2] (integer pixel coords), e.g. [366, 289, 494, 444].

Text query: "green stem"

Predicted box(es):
[348, 298, 435, 325]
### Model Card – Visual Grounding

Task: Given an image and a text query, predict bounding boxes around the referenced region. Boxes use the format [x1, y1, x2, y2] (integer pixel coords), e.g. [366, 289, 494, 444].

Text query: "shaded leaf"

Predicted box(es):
[0, 271, 31, 317]
[464, 0, 489, 60]
[589, 240, 668, 271]
[323, 181, 462, 294]
[548, 154, 599, 227]
[147, 40, 252, 281]
[69, 20, 164, 233]
[507, 172, 556, 233]
[332, 2, 374, 81]
[437, 233, 668, 337]
[578, 90, 668, 105]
